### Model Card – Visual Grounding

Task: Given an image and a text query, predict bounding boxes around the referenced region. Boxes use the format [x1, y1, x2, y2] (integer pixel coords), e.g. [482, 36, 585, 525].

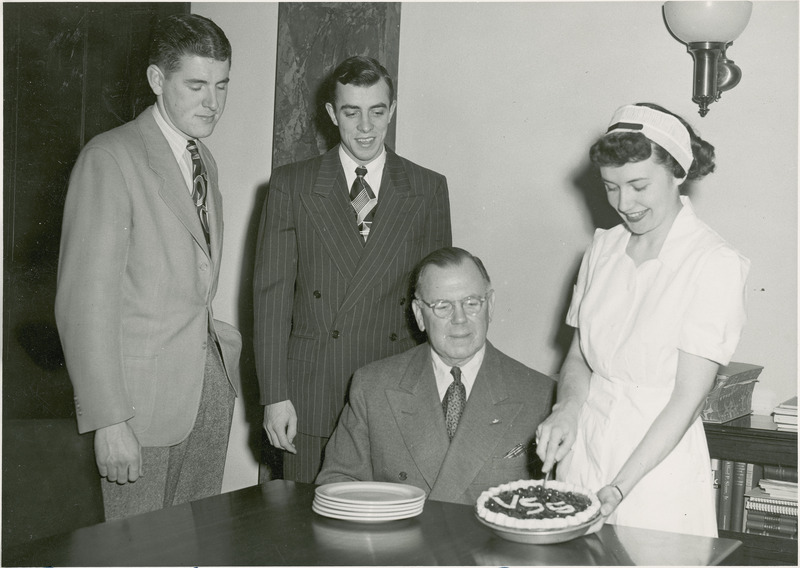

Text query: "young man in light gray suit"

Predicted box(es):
[55, 14, 240, 520]
[317, 247, 555, 504]
[254, 56, 452, 482]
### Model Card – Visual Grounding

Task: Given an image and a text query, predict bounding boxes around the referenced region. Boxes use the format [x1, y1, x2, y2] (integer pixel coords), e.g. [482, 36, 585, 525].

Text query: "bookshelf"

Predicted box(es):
[704, 414, 798, 566]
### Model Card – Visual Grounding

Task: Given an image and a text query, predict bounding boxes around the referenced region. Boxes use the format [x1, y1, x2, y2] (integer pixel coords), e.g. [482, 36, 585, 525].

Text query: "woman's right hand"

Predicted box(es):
[536, 329, 592, 475]
[535, 400, 580, 475]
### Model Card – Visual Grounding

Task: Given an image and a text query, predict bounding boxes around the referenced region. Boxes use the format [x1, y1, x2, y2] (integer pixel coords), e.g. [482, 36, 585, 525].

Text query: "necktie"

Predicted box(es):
[187, 139, 210, 246]
[350, 166, 377, 243]
[443, 366, 467, 440]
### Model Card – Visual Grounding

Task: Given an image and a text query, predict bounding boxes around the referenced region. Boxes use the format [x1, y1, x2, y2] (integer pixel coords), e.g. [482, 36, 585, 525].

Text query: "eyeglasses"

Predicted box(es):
[415, 291, 492, 319]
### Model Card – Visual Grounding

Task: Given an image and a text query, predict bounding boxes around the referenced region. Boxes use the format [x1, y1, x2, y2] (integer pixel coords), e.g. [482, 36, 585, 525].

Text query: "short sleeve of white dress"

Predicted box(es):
[566, 228, 606, 328]
[679, 245, 750, 366]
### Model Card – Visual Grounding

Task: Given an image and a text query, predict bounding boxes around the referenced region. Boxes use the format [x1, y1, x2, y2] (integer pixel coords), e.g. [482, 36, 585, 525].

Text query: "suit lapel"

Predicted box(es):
[429, 343, 524, 503]
[299, 148, 361, 281]
[386, 346, 450, 490]
[138, 110, 211, 260]
[338, 150, 424, 314]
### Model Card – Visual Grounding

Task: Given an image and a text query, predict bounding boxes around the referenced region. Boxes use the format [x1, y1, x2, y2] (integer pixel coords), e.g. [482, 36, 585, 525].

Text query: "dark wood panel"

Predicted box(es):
[2, 2, 188, 420]
[2, 1, 188, 551]
[83, 3, 185, 141]
[1, 419, 102, 548]
[4, 2, 92, 419]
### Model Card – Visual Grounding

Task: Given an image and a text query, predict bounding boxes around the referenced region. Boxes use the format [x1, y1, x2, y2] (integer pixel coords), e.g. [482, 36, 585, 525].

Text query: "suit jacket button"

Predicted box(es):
[389, 333, 398, 341]
[399, 472, 407, 480]
[331, 330, 340, 339]
[313, 290, 321, 299]
[399, 298, 406, 306]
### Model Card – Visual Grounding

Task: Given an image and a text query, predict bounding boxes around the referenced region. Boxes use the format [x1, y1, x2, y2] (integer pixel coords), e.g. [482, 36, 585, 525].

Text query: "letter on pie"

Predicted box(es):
[546, 501, 576, 514]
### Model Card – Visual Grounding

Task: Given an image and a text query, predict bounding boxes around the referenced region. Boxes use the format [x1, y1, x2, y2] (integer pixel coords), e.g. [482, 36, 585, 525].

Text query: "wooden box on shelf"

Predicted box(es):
[701, 363, 763, 424]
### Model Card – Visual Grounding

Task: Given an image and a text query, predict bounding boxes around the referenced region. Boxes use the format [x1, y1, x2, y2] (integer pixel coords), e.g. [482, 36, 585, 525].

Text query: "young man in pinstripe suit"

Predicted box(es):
[253, 56, 452, 482]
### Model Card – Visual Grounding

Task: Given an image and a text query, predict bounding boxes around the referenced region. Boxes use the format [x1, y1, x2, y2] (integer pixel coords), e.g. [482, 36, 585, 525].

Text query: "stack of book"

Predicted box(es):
[772, 396, 798, 432]
[713, 460, 765, 532]
[744, 466, 798, 539]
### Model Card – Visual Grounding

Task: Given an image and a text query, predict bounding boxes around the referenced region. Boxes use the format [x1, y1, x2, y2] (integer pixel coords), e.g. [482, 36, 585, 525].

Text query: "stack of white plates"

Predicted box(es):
[313, 481, 426, 522]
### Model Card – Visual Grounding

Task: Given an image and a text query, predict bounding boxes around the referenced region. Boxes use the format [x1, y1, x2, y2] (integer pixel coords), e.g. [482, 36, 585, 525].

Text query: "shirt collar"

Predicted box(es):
[430, 343, 486, 400]
[339, 145, 386, 192]
[152, 104, 191, 166]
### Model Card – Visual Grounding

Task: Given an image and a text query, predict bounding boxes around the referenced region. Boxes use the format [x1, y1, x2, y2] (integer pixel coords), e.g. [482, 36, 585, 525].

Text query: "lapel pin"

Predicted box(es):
[490, 418, 500, 425]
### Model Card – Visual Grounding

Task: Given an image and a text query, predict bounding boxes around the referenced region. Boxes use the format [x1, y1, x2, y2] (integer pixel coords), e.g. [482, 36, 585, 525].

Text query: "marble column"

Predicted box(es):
[272, 2, 401, 169]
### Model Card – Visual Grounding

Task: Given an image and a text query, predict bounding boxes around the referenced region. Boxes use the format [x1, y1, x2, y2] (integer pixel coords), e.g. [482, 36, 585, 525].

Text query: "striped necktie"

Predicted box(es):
[187, 139, 210, 246]
[350, 166, 377, 243]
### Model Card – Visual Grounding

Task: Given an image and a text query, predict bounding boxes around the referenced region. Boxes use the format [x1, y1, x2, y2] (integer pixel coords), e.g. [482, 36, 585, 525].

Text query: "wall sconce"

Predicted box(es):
[663, 1, 753, 117]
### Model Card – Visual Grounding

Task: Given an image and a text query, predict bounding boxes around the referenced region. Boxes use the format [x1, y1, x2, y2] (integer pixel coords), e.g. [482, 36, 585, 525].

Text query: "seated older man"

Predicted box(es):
[316, 247, 554, 504]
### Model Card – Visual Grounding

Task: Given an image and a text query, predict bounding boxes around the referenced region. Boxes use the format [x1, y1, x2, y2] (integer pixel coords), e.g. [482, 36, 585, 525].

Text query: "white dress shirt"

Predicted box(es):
[339, 146, 386, 198]
[430, 345, 486, 402]
[152, 104, 193, 193]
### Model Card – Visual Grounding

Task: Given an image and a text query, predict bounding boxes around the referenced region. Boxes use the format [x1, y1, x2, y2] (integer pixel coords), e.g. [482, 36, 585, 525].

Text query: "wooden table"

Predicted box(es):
[3, 480, 742, 566]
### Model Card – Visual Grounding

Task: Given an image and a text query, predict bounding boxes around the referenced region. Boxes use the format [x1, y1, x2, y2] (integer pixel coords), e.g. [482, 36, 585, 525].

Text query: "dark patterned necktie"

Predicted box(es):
[350, 166, 377, 243]
[443, 366, 466, 440]
[187, 139, 210, 246]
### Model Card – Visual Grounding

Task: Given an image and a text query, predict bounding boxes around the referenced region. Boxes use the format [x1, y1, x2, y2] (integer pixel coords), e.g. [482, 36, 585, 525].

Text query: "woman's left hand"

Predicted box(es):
[596, 485, 624, 517]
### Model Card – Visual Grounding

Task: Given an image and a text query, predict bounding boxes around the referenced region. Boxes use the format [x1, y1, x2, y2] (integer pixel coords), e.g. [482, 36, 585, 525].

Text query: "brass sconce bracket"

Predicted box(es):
[664, 1, 752, 117]
[685, 41, 743, 117]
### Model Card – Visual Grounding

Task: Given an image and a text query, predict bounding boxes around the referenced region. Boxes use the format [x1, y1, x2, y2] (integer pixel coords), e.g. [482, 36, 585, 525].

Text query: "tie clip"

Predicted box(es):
[502, 443, 524, 459]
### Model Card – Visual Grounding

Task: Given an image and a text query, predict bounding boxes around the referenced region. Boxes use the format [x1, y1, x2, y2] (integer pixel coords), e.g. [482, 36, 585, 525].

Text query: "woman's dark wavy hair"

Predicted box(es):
[590, 103, 716, 181]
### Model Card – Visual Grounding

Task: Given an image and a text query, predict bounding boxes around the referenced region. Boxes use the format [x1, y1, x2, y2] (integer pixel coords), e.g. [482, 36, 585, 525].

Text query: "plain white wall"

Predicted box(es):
[195, 1, 798, 491]
[193, 2, 279, 491]
[396, 1, 798, 412]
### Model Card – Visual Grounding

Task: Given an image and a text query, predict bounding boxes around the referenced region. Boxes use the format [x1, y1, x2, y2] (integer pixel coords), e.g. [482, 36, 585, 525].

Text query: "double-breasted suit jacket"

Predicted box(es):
[253, 146, 452, 438]
[317, 342, 556, 505]
[55, 107, 241, 447]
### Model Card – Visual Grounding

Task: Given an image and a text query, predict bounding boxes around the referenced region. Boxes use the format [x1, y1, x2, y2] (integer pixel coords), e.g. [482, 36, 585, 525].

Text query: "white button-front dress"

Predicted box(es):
[558, 196, 750, 537]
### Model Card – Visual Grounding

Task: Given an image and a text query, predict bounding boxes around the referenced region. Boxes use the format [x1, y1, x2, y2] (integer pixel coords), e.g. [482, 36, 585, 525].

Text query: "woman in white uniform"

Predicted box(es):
[536, 103, 749, 537]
